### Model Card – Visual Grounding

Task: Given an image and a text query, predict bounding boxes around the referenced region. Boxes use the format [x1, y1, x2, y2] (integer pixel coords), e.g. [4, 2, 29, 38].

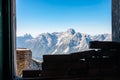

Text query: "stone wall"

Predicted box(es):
[112, 0, 120, 42]
[16, 48, 32, 76]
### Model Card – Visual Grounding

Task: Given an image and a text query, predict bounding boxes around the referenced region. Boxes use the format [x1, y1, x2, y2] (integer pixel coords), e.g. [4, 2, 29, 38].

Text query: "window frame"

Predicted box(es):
[1, 0, 119, 79]
[1, 0, 17, 80]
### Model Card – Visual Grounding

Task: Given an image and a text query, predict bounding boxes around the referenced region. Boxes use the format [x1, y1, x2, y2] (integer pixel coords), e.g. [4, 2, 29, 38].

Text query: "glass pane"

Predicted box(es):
[16, 0, 111, 77]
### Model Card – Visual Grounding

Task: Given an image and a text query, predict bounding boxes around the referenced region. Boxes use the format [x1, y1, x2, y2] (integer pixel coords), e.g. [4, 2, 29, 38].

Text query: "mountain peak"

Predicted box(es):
[24, 33, 33, 39]
[67, 28, 76, 35]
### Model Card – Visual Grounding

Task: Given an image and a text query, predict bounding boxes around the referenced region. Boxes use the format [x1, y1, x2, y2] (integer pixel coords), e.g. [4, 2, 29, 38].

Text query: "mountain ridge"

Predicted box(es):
[17, 29, 111, 61]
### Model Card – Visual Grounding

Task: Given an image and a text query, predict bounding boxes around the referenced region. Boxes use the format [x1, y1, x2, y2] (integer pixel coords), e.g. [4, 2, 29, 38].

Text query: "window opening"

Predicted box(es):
[16, 0, 111, 77]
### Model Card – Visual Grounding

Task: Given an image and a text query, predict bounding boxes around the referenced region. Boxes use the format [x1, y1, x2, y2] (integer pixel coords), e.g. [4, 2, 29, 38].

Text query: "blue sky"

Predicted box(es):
[16, 0, 111, 37]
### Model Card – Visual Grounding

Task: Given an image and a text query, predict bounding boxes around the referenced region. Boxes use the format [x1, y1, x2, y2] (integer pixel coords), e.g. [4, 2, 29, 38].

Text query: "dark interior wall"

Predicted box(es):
[2, 0, 13, 79]
[0, 0, 16, 80]
[112, 0, 120, 42]
[0, 0, 3, 79]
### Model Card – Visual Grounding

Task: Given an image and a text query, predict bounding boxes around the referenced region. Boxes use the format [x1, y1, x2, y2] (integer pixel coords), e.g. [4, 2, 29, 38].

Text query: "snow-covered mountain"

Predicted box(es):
[16, 29, 111, 61]
[17, 34, 33, 48]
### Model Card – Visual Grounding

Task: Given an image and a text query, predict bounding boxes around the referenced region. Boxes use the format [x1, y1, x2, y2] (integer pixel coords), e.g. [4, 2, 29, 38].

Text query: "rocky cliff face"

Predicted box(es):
[16, 48, 42, 76]
[16, 48, 32, 76]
